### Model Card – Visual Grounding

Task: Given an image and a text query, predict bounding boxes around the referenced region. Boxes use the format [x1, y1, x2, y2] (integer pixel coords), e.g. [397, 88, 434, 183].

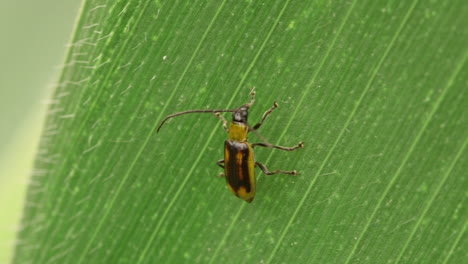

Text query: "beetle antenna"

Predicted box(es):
[158, 88, 256, 132]
[157, 108, 238, 132]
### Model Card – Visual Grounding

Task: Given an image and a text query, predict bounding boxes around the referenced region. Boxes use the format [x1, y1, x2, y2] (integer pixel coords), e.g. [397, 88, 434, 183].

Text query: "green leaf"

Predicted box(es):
[13, 0, 467, 263]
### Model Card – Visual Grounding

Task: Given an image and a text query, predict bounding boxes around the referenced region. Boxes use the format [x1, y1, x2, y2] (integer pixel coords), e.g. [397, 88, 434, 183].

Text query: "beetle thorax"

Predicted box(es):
[228, 122, 248, 142]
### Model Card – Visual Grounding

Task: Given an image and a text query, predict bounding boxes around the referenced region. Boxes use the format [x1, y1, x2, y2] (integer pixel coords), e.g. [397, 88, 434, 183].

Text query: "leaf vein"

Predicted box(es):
[135, 1, 230, 263]
[343, 10, 467, 264]
[395, 136, 467, 263]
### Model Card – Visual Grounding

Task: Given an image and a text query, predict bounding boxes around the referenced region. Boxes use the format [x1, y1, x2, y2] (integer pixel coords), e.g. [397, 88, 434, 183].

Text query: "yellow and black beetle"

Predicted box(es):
[157, 90, 303, 203]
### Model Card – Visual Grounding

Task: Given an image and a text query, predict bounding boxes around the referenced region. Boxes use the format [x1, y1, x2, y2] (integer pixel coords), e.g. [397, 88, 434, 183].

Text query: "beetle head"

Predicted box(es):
[232, 107, 248, 123]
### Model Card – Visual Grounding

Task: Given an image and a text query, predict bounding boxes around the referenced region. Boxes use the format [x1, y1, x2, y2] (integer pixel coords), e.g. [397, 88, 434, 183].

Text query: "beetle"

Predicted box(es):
[157, 90, 303, 202]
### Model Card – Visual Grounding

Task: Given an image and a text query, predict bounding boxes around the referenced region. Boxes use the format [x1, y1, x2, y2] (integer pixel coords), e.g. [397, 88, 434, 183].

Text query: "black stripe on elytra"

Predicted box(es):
[224, 140, 252, 193]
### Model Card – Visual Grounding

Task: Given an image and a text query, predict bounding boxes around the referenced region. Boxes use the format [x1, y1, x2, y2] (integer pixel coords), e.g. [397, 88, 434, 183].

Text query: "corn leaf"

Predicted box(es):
[13, 0, 467, 263]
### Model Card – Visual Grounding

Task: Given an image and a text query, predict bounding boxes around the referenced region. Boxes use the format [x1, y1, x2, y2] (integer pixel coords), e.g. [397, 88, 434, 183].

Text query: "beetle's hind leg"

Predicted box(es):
[252, 141, 304, 151]
[216, 159, 225, 177]
[256, 162, 297, 175]
[251, 101, 278, 131]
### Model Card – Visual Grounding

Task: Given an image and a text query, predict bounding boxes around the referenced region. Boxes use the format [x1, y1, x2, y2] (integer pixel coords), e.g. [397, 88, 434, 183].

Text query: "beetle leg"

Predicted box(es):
[216, 159, 225, 177]
[216, 159, 225, 168]
[240, 88, 257, 109]
[256, 162, 297, 175]
[251, 101, 278, 131]
[252, 141, 304, 151]
[214, 113, 229, 132]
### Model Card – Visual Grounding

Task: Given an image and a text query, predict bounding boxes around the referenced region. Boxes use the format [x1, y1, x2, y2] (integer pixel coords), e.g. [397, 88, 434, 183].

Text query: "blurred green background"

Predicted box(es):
[0, 1, 81, 262]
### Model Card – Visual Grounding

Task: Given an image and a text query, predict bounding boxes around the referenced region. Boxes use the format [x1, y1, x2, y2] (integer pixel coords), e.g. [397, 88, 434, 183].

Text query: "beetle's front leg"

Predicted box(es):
[255, 162, 298, 175]
[252, 141, 304, 151]
[214, 113, 229, 132]
[216, 159, 225, 177]
[251, 101, 278, 131]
